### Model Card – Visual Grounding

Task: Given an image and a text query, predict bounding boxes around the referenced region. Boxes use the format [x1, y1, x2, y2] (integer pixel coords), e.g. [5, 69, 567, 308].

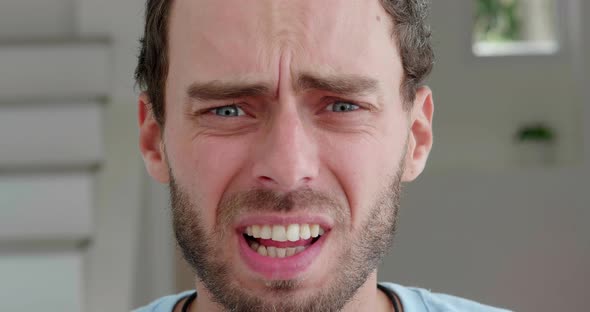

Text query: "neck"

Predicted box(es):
[184, 270, 393, 312]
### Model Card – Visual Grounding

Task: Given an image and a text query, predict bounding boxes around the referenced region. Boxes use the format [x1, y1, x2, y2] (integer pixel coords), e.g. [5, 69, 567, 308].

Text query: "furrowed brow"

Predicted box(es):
[186, 80, 272, 101]
[295, 72, 379, 96]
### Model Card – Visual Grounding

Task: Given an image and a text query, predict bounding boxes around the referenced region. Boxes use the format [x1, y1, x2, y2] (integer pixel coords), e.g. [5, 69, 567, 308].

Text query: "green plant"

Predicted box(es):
[475, 0, 522, 42]
[516, 123, 555, 142]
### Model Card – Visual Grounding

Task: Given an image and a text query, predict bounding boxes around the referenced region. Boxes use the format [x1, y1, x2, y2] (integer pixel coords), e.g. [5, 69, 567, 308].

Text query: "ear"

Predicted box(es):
[138, 92, 170, 183]
[402, 86, 434, 182]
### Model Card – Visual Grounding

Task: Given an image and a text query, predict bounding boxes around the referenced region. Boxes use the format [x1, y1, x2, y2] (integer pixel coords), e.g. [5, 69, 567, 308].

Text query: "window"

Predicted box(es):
[473, 0, 558, 56]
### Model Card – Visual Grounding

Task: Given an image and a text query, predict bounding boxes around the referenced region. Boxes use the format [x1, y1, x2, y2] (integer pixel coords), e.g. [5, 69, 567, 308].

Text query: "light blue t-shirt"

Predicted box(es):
[133, 282, 512, 312]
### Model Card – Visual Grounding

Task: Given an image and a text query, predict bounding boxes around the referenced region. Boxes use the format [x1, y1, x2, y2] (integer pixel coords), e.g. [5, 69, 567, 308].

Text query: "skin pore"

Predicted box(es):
[138, 0, 433, 311]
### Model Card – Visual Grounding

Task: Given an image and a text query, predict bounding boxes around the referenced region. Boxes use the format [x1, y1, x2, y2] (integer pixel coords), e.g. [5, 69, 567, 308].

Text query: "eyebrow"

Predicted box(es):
[186, 80, 272, 101]
[185, 72, 380, 103]
[295, 72, 379, 96]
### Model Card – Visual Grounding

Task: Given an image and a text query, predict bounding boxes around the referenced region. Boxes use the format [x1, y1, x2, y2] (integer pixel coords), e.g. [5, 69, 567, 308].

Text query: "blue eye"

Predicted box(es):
[212, 105, 245, 117]
[326, 101, 360, 112]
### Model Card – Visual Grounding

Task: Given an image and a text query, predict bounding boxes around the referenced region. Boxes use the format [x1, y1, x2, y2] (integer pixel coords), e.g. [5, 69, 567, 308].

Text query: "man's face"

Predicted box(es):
[139, 0, 433, 310]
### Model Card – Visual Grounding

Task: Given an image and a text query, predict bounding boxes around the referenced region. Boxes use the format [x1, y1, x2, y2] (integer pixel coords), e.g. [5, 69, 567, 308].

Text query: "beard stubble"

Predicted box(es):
[170, 161, 404, 312]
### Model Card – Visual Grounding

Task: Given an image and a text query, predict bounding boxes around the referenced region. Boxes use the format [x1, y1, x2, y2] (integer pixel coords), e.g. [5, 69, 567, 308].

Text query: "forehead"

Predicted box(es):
[167, 0, 401, 92]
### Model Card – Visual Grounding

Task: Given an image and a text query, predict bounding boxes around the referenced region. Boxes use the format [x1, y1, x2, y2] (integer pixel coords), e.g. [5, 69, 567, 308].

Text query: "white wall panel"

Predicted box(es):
[0, 251, 82, 312]
[0, 0, 75, 39]
[0, 104, 103, 168]
[0, 173, 93, 241]
[76, 1, 146, 311]
[0, 41, 110, 101]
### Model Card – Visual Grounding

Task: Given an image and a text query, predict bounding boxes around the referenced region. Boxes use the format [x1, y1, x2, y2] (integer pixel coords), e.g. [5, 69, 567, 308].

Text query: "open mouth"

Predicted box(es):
[236, 219, 332, 279]
[242, 224, 326, 258]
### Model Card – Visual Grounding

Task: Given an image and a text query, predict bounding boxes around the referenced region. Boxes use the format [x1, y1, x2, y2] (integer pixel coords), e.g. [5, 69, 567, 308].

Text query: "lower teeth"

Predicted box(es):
[249, 242, 307, 258]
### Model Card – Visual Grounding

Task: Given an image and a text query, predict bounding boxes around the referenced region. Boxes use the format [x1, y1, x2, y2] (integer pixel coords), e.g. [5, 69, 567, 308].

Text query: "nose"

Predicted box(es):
[251, 107, 319, 192]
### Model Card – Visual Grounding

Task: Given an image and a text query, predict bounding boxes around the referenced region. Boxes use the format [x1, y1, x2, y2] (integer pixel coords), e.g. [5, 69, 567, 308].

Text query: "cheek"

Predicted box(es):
[319, 122, 406, 227]
[167, 133, 252, 229]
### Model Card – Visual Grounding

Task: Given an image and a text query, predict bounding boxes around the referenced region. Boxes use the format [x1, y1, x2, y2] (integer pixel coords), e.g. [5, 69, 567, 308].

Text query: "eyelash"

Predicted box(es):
[206, 99, 362, 117]
[325, 101, 360, 113]
[210, 104, 246, 117]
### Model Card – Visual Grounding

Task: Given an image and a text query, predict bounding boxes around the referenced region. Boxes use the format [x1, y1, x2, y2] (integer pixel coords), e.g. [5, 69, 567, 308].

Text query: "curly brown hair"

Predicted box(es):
[135, 0, 434, 125]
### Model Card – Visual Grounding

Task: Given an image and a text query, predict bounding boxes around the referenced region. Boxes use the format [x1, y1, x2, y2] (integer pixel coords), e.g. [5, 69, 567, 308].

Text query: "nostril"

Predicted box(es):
[256, 176, 278, 188]
[258, 176, 274, 183]
[256, 175, 313, 189]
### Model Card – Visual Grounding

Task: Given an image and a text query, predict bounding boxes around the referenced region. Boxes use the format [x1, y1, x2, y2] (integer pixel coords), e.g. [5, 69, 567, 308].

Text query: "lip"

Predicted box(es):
[237, 230, 328, 280]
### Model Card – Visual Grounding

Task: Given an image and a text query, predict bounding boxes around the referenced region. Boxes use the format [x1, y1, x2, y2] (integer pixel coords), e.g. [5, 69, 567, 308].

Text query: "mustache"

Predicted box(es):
[215, 187, 347, 230]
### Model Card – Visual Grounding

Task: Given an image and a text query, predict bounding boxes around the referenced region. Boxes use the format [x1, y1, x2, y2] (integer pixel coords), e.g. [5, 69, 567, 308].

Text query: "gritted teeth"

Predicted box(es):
[244, 224, 325, 242]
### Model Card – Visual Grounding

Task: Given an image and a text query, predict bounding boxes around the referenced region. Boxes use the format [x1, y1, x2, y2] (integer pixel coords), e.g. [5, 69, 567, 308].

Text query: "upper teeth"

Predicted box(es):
[245, 224, 325, 242]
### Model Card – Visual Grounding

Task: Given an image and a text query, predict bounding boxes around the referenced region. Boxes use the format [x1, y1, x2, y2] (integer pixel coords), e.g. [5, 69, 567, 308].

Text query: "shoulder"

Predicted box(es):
[132, 291, 195, 312]
[378, 282, 513, 312]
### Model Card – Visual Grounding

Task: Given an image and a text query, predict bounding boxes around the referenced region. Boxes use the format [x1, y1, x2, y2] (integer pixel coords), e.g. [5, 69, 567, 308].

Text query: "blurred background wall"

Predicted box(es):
[0, 0, 146, 311]
[0, 0, 587, 311]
